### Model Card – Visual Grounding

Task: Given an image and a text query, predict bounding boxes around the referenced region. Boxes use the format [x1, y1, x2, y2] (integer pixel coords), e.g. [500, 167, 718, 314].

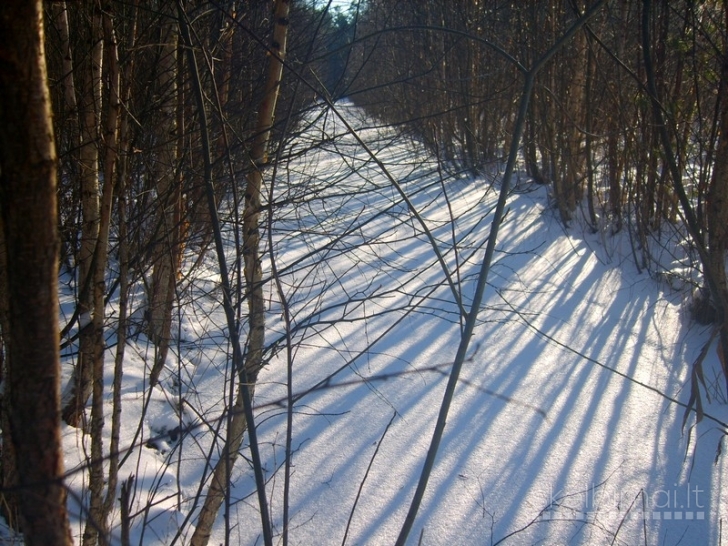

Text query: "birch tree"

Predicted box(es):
[61, 1, 105, 427]
[147, 2, 182, 387]
[187, 1, 291, 543]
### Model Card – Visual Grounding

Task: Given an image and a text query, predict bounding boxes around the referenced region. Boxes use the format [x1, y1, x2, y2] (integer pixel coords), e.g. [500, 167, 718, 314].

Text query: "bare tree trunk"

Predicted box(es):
[101, 2, 138, 539]
[189, 2, 291, 544]
[147, 5, 181, 387]
[606, 130, 623, 231]
[52, 2, 78, 116]
[63, 3, 104, 427]
[0, 204, 19, 531]
[0, 1, 72, 543]
[562, 18, 587, 221]
[83, 5, 121, 544]
[243, 0, 293, 388]
[707, 1, 728, 392]
[50, 0, 81, 273]
[584, 32, 597, 232]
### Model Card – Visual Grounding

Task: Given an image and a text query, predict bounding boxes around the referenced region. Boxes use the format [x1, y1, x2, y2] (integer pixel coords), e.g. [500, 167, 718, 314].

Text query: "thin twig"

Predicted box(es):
[341, 411, 397, 546]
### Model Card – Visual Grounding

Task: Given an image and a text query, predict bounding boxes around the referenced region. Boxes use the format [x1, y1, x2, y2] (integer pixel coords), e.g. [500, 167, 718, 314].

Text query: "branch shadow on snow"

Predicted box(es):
[106, 103, 725, 545]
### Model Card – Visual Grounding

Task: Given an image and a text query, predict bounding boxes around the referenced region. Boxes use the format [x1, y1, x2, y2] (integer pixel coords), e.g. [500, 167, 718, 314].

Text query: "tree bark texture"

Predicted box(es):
[0, 197, 19, 530]
[83, 6, 121, 544]
[243, 0, 290, 383]
[0, 1, 72, 543]
[190, 2, 290, 544]
[148, 5, 181, 387]
[62, 2, 104, 427]
[707, 1, 728, 391]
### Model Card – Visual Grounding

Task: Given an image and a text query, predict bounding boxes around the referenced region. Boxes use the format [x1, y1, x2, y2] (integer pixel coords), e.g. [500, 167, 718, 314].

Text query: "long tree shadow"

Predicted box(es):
[179, 103, 724, 545]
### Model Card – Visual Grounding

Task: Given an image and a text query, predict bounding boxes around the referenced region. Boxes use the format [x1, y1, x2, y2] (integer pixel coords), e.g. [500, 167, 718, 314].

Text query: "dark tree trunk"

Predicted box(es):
[0, 0, 72, 544]
[707, 2, 728, 392]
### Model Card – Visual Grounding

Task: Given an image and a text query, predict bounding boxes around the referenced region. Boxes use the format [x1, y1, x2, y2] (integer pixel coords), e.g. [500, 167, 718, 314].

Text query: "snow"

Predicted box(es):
[57, 102, 727, 545]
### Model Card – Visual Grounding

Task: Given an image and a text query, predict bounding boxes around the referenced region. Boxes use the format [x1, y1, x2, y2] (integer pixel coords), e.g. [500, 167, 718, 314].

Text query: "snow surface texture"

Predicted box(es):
[51, 102, 726, 545]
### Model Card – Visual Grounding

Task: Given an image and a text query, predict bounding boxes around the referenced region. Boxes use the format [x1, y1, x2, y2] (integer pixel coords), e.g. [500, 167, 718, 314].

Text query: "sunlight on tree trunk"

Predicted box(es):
[101, 3, 139, 539]
[189, 2, 291, 544]
[62, 3, 104, 428]
[83, 5, 121, 545]
[148, 4, 181, 387]
[0, 0, 72, 542]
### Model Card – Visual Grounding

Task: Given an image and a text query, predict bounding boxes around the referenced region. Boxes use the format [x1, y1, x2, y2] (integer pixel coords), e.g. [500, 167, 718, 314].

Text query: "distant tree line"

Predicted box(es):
[348, 0, 728, 385]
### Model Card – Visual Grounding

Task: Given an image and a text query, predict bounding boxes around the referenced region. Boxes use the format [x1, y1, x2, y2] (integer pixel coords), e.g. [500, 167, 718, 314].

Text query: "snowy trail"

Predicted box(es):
[58, 102, 727, 545]
[253, 103, 727, 545]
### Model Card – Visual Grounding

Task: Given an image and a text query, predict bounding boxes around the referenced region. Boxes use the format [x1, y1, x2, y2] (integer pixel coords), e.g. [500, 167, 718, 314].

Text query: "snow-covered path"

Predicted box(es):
[60, 103, 727, 545]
